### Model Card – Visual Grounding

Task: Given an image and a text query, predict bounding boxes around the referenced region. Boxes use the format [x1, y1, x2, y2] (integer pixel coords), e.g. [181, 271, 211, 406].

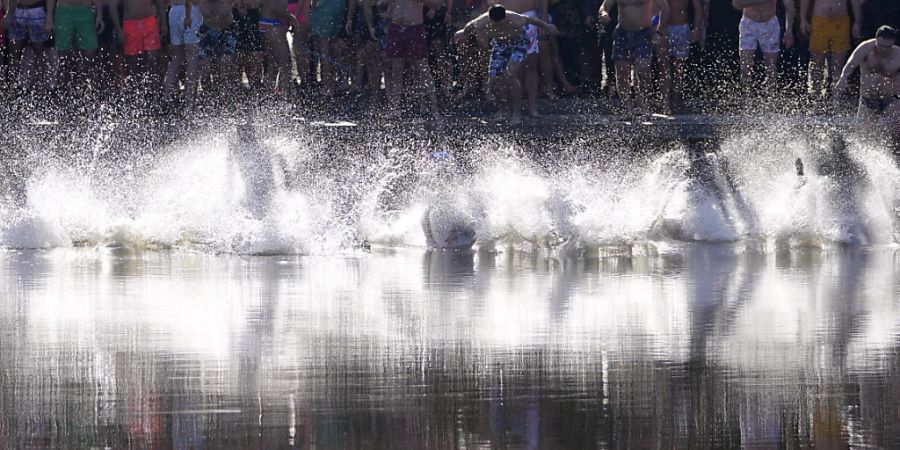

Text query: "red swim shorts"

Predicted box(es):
[123, 15, 161, 56]
[384, 23, 427, 59]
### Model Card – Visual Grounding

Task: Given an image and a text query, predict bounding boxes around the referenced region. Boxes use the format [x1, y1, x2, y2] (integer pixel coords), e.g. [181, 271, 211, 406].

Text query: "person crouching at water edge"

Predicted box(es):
[454, 4, 558, 126]
[835, 26, 900, 138]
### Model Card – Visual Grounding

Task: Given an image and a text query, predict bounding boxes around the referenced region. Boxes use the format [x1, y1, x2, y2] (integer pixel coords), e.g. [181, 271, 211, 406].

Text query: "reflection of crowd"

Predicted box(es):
[0, 0, 899, 123]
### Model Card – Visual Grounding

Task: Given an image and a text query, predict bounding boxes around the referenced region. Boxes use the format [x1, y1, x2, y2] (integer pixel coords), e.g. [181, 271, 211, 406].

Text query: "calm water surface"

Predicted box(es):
[1, 245, 899, 448]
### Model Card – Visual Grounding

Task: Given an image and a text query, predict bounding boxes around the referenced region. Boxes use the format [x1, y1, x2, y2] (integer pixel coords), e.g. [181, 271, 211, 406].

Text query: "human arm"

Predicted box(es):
[598, 0, 615, 24]
[2, 0, 15, 31]
[184, 0, 193, 28]
[94, 0, 104, 33]
[363, 0, 377, 39]
[524, 13, 558, 35]
[850, 0, 861, 40]
[834, 41, 869, 95]
[44, 0, 54, 33]
[346, 0, 356, 34]
[799, 0, 809, 35]
[653, 0, 668, 34]
[155, 0, 168, 37]
[690, 0, 702, 40]
[782, 0, 794, 48]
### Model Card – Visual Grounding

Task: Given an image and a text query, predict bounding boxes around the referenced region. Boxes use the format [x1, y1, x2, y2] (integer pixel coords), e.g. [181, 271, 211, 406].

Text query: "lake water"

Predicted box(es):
[1, 245, 898, 448]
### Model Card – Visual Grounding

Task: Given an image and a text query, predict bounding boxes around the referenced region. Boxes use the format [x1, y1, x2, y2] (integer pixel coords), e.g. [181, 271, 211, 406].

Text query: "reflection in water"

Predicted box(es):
[1, 246, 899, 448]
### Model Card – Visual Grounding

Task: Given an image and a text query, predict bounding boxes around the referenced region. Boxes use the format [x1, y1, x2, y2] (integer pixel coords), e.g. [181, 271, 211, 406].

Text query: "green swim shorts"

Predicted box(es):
[55, 5, 98, 51]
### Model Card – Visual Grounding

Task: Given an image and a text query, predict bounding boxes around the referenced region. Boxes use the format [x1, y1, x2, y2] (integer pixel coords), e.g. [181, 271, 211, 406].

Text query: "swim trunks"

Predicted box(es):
[384, 23, 427, 59]
[612, 25, 653, 61]
[8, 5, 49, 43]
[667, 23, 691, 59]
[311, 0, 345, 38]
[198, 23, 237, 59]
[233, 7, 265, 52]
[54, 5, 97, 51]
[168, 4, 203, 46]
[860, 94, 900, 115]
[488, 31, 529, 78]
[123, 15, 161, 56]
[809, 15, 850, 54]
[739, 15, 780, 54]
[522, 9, 539, 54]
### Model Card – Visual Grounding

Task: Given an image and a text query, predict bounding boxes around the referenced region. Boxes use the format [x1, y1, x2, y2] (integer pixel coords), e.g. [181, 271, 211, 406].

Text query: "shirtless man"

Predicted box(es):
[454, 4, 558, 125]
[45, 0, 103, 91]
[599, 0, 669, 116]
[732, 0, 794, 92]
[665, 0, 702, 112]
[258, 0, 299, 94]
[109, 0, 168, 87]
[487, 0, 545, 117]
[799, 0, 861, 98]
[162, 0, 203, 102]
[197, 0, 236, 95]
[233, 0, 266, 90]
[2, 0, 51, 89]
[385, 0, 441, 118]
[835, 26, 900, 132]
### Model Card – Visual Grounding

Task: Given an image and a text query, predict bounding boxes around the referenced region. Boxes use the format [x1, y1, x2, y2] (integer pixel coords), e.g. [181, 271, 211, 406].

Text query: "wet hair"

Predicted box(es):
[876, 25, 897, 41]
[489, 4, 506, 22]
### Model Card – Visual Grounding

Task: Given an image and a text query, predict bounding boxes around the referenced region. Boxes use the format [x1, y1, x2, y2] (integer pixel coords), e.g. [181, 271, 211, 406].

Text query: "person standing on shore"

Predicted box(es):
[732, 0, 794, 93]
[162, 0, 203, 102]
[384, 0, 442, 119]
[664, 0, 703, 113]
[800, 0, 861, 99]
[599, 0, 669, 117]
[109, 0, 168, 89]
[45, 0, 104, 91]
[258, 0, 300, 94]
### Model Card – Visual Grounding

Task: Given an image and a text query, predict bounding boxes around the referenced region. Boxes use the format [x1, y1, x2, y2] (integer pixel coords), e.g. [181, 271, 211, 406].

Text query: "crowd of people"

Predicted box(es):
[0, 0, 899, 126]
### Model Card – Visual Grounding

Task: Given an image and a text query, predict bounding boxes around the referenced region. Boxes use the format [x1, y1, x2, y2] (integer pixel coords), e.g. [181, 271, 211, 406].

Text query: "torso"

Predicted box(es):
[860, 44, 900, 98]
[742, 0, 776, 22]
[667, 0, 691, 25]
[388, 0, 424, 26]
[123, 0, 157, 19]
[617, 0, 654, 31]
[201, 0, 235, 27]
[811, 0, 848, 18]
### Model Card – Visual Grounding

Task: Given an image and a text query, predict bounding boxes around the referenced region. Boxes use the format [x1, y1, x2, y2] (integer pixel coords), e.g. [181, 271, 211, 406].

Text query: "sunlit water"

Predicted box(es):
[1, 123, 899, 447]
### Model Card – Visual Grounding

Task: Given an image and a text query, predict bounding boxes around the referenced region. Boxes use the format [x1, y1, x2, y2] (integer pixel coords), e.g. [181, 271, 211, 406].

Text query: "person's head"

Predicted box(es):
[875, 26, 897, 56]
[489, 4, 506, 22]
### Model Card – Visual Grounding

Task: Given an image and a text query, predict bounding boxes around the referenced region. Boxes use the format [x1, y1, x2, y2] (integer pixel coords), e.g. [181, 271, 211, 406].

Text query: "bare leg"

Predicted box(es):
[654, 37, 671, 114]
[389, 58, 404, 112]
[162, 44, 186, 100]
[614, 60, 634, 114]
[411, 59, 441, 118]
[317, 37, 333, 95]
[507, 60, 523, 126]
[829, 51, 848, 97]
[183, 44, 200, 100]
[762, 52, 778, 92]
[523, 53, 539, 117]
[808, 52, 826, 97]
[634, 57, 652, 114]
[265, 28, 292, 93]
[538, 40, 553, 98]
[739, 50, 755, 93]
[671, 58, 687, 112]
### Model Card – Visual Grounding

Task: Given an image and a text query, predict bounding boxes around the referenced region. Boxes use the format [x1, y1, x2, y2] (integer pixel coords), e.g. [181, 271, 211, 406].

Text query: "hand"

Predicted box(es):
[368, 25, 377, 40]
[852, 21, 861, 40]
[783, 31, 793, 49]
[598, 11, 611, 25]
[345, 18, 352, 34]
[833, 77, 848, 97]
[0, 15, 12, 31]
[426, 8, 435, 20]
[161, 23, 169, 39]
[44, 18, 54, 34]
[184, 15, 192, 29]
[799, 19, 809, 36]
[583, 16, 594, 27]
[444, 12, 452, 26]
[96, 17, 105, 33]
[690, 27, 700, 42]
[117, 30, 125, 43]
[546, 23, 559, 36]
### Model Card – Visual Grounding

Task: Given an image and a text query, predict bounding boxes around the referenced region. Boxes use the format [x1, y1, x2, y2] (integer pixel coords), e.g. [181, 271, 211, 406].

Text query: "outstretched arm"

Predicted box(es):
[835, 41, 870, 95]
